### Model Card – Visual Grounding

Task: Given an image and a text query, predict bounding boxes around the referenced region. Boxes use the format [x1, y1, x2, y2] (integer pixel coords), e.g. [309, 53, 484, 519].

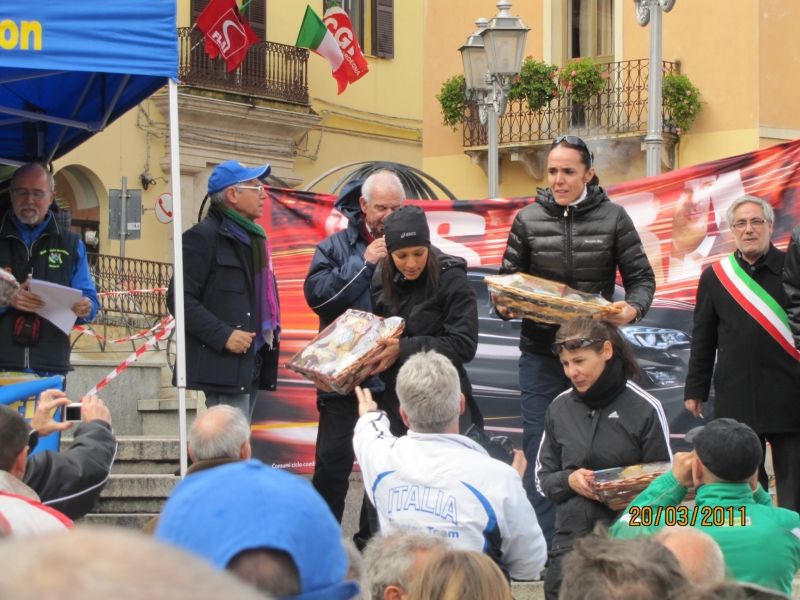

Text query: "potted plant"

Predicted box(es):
[557, 57, 607, 105]
[436, 74, 467, 131]
[662, 71, 704, 136]
[508, 56, 559, 112]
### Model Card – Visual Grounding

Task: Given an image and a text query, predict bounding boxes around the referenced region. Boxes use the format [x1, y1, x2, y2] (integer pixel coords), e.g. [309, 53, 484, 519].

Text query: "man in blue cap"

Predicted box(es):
[168, 161, 280, 422]
[155, 460, 360, 600]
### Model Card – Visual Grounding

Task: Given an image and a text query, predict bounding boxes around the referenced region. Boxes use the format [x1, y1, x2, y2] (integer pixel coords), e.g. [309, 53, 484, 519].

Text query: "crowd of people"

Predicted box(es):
[2, 139, 800, 600]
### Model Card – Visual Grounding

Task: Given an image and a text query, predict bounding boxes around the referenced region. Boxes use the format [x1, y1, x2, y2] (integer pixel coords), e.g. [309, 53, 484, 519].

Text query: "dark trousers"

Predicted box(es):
[311, 389, 383, 547]
[518, 351, 570, 550]
[760, 432, 800, 512]
[543, 540, 572, 600]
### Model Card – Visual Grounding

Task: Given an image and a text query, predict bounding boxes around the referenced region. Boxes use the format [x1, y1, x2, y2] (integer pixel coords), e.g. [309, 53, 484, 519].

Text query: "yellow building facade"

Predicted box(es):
[422, 0, 800, 200]
[52, 0, 423, 265]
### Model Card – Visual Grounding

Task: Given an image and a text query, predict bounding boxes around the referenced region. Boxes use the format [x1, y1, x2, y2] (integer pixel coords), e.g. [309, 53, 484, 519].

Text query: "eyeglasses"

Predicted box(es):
[731, 218, 770, 231]
[234, 185, 266, 194]
[551, 338, 605, 355]
[11, 187, 51, 200]
[552, 136, 594, 167]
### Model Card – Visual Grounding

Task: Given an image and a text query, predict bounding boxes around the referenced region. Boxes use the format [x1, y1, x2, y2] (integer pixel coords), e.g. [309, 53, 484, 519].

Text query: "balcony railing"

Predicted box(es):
[89, 254, 173, 318]
[463, 59, 680, 148]
[178, 27, 310, 104]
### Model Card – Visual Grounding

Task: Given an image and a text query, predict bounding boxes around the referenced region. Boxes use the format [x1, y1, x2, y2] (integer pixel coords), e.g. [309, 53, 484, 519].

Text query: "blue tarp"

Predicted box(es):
[0, 0, 178, 164]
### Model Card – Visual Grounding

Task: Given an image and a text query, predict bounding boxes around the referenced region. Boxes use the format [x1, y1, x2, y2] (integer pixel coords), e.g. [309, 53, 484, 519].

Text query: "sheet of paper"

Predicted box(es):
[28, 279, 83, 336]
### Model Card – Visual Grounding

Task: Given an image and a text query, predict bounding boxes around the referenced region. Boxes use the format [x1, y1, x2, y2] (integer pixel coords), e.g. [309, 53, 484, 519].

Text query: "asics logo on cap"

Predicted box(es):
[400, 232, 417, 238]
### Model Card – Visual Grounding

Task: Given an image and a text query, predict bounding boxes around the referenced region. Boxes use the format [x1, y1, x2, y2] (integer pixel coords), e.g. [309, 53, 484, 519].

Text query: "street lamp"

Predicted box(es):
[634, 0, 677, 178]
[459, 1, 528, 198]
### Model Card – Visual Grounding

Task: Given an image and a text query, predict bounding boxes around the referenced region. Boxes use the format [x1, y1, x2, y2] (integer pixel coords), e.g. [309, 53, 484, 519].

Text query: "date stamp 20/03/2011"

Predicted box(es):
[628, 505, 747, 527]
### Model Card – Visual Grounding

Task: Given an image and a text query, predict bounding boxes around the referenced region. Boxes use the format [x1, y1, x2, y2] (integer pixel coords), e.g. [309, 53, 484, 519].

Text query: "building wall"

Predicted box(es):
[422, 0, 791, 201]
[51, 0, 424, 265]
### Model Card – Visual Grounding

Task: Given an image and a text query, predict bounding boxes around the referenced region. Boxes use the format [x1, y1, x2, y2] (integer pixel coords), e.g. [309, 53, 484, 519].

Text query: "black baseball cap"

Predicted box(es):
[384, 205, 431, 254]
[686, 418, 762, 482]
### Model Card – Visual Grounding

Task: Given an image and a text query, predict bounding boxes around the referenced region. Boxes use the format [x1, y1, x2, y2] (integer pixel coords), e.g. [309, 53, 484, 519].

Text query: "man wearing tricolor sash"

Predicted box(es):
[685, 195, 800, 512]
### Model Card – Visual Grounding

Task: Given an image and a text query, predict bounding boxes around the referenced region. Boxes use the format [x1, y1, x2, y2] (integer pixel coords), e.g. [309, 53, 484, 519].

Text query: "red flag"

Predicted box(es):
[322, 3, 369, 91]
[196, 0, 261, 72]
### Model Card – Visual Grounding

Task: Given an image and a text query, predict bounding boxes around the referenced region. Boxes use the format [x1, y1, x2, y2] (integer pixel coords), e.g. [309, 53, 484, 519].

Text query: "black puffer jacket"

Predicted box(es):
[371, 247, 482, 432]
[535, 381, 671, 552]
[784, 222, 800, 350]
[499, 186, 656, 354]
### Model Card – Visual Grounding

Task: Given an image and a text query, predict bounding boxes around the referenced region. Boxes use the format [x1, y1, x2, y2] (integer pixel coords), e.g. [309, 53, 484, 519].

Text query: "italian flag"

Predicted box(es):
[296, 4, 368, 95]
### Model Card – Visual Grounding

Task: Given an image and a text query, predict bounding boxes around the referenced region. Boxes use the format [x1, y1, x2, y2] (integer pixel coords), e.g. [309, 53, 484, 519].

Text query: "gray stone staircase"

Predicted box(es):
[67, 436, 181, 529]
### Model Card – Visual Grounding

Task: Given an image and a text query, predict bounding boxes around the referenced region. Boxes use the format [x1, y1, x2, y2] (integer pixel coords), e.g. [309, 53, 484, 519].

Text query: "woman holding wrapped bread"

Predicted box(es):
[494, 135, 656, 548]
[536, 317, 671, 600]
[368, 205, 483, 435]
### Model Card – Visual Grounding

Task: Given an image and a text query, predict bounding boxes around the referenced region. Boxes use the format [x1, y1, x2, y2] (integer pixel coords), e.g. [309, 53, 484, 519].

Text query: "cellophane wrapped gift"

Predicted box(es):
[485, 272, 620, 325]
[0, 269, 20, 308]
[285, 309, 404, 395]
[590, 462, 674, 511]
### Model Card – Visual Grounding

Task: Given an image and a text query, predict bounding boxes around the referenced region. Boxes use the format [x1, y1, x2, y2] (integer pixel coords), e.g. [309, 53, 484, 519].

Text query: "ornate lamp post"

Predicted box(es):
[459, 1, 528, 198]
[635, 0, 677, 177]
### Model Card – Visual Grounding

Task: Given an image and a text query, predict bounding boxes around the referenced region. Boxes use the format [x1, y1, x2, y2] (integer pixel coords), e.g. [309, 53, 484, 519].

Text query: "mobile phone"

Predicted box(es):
[63, 403, 82, 422]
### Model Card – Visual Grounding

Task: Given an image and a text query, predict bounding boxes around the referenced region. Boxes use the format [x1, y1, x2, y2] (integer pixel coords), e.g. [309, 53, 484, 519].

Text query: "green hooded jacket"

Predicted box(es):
[609, 471, 800, 594]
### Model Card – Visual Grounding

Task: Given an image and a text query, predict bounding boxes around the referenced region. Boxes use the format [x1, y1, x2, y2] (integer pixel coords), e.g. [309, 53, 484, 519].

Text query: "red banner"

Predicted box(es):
[196, 0, 260, 72]
[323, 4, 369, 90]
[250, 140, 800, 473]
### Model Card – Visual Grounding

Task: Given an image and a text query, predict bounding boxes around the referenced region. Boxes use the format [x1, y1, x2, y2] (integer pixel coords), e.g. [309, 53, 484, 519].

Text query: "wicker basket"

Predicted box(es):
[590, 462, 694, 511]
[285, 309, 404, 395]
[486, 273, 620, 325]
[0, 268, 19, 308]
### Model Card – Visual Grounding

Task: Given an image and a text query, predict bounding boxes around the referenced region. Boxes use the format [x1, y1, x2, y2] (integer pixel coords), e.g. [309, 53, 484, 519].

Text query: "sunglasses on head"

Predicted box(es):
[552, 135, 594, 167]
[552, 338, 605, 355]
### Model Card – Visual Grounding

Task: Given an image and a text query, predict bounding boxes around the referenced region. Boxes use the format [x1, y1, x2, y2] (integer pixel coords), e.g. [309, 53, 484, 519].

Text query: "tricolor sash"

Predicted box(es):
[713, 254, 800, 361]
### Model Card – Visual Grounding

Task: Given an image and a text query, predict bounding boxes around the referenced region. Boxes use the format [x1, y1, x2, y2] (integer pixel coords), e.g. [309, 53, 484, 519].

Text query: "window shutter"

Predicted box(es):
[191, 0, 211, 24]
[372, 0, 394, 58]
[244, 0, 266, 41]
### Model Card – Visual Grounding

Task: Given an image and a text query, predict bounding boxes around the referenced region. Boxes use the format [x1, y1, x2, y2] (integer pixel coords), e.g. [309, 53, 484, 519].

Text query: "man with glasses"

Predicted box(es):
[0, 163, 99, 376]
[167, 161, 280, 422]
[684, 194, 800, 512]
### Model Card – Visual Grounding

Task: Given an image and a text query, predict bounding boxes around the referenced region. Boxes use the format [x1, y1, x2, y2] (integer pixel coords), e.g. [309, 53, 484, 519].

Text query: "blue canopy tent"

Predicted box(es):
[0, 1, 191, 474]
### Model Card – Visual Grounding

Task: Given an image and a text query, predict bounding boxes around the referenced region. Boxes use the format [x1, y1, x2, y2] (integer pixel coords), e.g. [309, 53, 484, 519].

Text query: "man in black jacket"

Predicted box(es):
[303, 171, 403, 533]
[686, 195, 800, 512]
[11, 390, 115, 520]
[168, 161, 280, 422]
[784, 221, 800, 349]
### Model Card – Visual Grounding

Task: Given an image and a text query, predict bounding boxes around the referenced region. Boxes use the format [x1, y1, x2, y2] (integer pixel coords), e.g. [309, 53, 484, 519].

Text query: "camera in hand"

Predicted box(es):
[464, 424, 515, 465]
[63, 403, 82, 422]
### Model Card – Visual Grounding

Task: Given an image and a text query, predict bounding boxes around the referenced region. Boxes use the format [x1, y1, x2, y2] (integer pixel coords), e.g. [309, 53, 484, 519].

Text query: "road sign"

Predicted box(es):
[108, 188, 142, 241]
[155, 193, 173, 224]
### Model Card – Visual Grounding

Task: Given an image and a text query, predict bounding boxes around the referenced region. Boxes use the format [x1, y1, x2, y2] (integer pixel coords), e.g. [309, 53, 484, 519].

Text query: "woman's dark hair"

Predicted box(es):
[380, 248, 440, 311]
[549, 136, 600, 186]
[555, 317, 640, 381]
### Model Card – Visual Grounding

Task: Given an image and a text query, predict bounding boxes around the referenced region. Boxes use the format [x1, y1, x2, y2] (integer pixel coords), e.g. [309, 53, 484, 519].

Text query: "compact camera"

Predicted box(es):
[464, 424, 515, 465]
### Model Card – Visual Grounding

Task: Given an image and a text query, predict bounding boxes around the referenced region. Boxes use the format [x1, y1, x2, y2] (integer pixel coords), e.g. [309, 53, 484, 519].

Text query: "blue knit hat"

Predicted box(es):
[155, 460, 359, 600]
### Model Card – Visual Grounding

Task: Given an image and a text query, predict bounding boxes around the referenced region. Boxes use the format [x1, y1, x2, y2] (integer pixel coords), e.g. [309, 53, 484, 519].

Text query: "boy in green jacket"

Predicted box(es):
[610, 419, 800, 595]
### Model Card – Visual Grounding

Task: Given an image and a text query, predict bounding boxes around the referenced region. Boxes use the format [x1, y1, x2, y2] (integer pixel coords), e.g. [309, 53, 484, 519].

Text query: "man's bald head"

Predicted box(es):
[188, 405, 251, 462]
[657, 526, 725, 585]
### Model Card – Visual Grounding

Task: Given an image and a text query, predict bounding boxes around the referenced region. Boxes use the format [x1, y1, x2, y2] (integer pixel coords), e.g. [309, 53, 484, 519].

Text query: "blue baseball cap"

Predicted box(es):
[208, 161, 271, 195]
[155, 460, 358, 600]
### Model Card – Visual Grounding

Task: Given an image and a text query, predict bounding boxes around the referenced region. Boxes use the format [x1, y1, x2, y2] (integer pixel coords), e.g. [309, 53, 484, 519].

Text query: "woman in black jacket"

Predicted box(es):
[495, 135, 656, 546]
[536, 317, 671, 600]
[369, 205, 482, 434]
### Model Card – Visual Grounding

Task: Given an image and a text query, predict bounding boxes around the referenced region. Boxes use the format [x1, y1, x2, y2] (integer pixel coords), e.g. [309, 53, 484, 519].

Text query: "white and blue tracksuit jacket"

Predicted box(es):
[354, 411, 547, 580]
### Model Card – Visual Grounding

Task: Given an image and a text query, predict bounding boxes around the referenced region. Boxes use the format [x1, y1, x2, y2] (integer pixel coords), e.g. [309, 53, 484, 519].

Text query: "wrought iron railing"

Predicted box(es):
[178, 27, 310, 104]
[463, 60, 680, 147]
[88, 254, 173, 318]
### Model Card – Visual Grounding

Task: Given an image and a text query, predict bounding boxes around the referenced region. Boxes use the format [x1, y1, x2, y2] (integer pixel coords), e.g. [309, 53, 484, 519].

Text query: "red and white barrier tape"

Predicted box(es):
[73, 316, 173, 344]
[97, 288, 168, 297]
[85, 318, 175, 396]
